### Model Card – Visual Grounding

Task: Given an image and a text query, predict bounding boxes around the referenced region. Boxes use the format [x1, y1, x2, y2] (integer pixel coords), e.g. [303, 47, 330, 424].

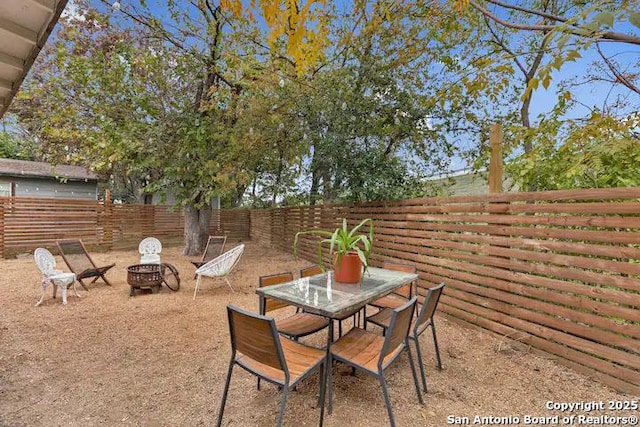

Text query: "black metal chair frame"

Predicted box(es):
[217, 305, 327, 427]
[367, 283, 445, 393]
[328, 297, 423, 427]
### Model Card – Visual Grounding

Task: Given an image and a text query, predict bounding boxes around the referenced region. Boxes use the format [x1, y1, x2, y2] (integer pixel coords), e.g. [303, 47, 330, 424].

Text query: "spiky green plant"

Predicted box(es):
[293, 218, 374, 275]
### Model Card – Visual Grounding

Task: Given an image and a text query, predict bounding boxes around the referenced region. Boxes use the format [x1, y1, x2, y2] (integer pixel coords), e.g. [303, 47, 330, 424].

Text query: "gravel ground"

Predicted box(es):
[0, 241, 636, 426]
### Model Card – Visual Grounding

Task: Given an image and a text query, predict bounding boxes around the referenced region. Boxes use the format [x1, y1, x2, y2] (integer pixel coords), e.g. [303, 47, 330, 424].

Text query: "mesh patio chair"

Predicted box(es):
[34, 248, 79, 306]
[366, 283, 445, 393]
[56, 240, 115, 290]
[369, 262, 417, 310]
[193, 244, 244, 298]
[329, 297, 423, 426]
[191, 235, 227, 270]
[138, 237, 162, 264]
[217, 305, 327, 427]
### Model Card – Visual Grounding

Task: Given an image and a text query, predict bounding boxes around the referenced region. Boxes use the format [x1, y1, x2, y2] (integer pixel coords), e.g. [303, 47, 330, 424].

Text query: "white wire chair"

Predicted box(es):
[34, 248, 78, 306]
[139, 237, 162, 264]
[193, 244, 245, 299]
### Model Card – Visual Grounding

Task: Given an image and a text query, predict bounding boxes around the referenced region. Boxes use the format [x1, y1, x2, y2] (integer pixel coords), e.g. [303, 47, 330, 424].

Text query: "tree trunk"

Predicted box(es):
[183, 202, 212, 256]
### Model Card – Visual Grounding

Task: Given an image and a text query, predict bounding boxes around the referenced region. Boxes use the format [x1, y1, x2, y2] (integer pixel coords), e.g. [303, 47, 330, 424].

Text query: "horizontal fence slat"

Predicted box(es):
[250, 187, 640, 395]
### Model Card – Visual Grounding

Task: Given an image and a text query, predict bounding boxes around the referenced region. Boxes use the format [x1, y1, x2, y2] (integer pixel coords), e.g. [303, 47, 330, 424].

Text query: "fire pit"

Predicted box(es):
[127, 263, 180, 296]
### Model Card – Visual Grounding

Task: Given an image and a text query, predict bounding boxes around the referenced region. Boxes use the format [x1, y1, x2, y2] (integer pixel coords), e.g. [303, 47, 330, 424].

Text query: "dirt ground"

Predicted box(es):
[0, 241, 636, 427]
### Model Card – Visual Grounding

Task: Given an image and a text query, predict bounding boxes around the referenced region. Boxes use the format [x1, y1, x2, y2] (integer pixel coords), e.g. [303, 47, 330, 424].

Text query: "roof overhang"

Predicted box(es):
[0, 0, 69, 119]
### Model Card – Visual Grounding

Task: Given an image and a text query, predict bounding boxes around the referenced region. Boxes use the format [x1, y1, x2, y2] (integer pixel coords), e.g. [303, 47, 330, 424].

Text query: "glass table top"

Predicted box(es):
[256, 267, 418, 318]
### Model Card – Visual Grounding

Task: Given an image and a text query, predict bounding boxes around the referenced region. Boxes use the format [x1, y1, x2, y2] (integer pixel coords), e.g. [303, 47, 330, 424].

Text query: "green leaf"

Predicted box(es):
[630, 11, 640, 29]
[556, 34, 571, 49]
[595, 11, 614, 27]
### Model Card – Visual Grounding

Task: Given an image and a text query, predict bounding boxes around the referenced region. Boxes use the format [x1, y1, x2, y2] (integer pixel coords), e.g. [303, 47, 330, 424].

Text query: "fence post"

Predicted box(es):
[0, 198, 4, 259]
[489, 123, 504, 194]
[104, 190, 113, 250]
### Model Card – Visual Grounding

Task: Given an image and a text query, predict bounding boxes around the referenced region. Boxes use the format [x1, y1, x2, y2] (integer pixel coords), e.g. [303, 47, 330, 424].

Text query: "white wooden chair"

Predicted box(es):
[34, 248, 78, 306]
[194, 244, 245, 299]
[139, 237, 162, 264]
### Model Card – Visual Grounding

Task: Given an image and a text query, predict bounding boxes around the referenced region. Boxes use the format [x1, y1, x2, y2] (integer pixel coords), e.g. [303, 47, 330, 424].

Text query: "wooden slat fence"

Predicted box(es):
[251, 187, 640, 395]
[0, 196, 250, 255]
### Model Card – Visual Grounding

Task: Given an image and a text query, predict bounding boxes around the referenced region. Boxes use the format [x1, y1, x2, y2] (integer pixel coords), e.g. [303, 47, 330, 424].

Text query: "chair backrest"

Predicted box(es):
[139, 237, 162, 255]
[380, 296, 417, 363]
[227, 305, 287, 374]
[196, 244, 245, 276]
[56, 240, 95, 273]
[259, 272, 294, 313]
[202, 235, 227, 262]
[415, 283, 445, 332]
[300, 265, 322, 278]
[34, 248, 56, 276]
[383, 261, 416, 298]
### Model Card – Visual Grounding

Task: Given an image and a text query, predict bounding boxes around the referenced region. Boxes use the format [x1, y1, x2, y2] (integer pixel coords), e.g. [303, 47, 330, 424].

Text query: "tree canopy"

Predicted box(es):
[4, 0, 640, 221]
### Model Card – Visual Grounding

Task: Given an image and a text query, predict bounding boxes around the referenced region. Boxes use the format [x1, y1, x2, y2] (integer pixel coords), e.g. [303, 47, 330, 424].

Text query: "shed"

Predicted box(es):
[0, 158, 98, 199]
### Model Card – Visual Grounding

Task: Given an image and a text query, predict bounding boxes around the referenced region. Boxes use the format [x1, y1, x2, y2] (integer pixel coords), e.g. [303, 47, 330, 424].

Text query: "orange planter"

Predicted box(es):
[333, 252, 362, 284]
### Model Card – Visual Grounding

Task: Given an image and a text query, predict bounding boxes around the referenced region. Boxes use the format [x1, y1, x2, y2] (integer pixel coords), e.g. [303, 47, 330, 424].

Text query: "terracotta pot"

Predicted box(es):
[333, 252, 362, 284]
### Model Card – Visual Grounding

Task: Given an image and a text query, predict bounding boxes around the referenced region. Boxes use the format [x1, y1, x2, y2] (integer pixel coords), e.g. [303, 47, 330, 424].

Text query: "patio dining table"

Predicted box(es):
[255, 266, 418, 414]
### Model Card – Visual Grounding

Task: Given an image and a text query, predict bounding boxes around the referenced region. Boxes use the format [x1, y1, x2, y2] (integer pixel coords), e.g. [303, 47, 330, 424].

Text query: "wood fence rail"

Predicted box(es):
[2, 190, 639, 394]
[250, 187, 640, 395]
[0, 196, 250, 256]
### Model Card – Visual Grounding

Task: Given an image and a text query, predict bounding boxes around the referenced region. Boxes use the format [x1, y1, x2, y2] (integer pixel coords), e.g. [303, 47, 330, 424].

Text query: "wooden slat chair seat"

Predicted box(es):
[366, 283, 446, 393]
[236, 337, 326, 385]
[275, 313, 330, 338]
[299, 265, 361, 338]
[329, 328, 404, 374]
[369, 262, 417, 310]
[259, 272, 329, 340]
[56, 240, 115, 291]
[217, 305, 326, 427]
[328, 297, 423, 427]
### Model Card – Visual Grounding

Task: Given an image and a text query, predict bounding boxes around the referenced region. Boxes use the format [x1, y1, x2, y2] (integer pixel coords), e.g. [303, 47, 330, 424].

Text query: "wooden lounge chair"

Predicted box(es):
[191, 235, 227, 270]
[56, 239, 115, 290]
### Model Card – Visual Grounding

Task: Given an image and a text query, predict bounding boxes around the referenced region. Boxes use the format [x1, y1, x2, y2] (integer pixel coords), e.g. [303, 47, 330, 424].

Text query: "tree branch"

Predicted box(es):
[469, 0, 640, 45]
[596, 42, 640, 95]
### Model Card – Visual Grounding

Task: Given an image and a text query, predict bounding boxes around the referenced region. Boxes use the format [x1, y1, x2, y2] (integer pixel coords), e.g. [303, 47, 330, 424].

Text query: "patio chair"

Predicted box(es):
[56, 239, 115, 290]
[217, 305, 326, 427]
[300, 265, 360, 338]
[33, 248, 79, 306]
[366, 283, 445, 393]
[193, 244, 244, 298]
[259, 272, 329, 340]
[138, 237, 162, 264]
[369, 262, 417, 310]
[329, 297, 423, 427]
[191, 235, 227, 270]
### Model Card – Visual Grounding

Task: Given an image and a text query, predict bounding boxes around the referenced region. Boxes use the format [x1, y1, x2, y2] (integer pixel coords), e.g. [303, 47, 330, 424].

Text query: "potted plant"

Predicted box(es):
[293, 218, 374, 284]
